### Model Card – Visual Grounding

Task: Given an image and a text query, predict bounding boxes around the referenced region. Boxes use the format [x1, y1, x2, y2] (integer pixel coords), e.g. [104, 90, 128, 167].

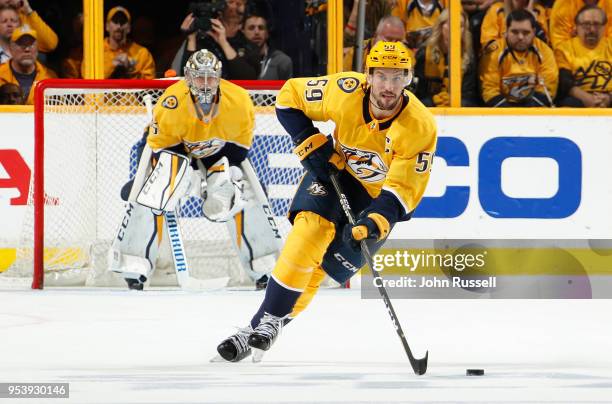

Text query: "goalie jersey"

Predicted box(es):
[276, 72, 437, 224]
[146, 79, 254, 166]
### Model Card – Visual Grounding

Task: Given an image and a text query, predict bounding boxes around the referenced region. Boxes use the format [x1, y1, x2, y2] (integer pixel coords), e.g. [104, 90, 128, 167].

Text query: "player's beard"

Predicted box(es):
[371, 91, 400, 111]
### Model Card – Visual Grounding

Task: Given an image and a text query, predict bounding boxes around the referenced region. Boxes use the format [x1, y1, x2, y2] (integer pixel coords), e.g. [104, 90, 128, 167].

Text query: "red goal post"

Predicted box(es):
[30, 78, 310, 289]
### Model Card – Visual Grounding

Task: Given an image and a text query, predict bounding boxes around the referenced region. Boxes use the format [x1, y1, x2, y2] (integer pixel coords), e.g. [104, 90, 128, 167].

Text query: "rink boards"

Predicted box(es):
[1, 110, 612, 275]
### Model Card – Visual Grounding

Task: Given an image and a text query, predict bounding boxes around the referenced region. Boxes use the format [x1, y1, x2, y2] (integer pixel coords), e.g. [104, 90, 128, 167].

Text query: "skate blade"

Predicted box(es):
[252, 348, 266, 363]
[209, 354, 228, 363]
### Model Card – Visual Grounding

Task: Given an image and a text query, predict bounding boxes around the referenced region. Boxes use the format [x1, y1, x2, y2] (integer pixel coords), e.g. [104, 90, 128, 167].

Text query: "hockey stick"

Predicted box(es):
[143, 93, 191, 289]
[329, 172, 428, 375]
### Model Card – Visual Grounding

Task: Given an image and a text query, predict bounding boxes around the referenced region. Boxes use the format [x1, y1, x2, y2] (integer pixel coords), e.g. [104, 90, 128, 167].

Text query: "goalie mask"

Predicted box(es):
[185, 49, 222, 105]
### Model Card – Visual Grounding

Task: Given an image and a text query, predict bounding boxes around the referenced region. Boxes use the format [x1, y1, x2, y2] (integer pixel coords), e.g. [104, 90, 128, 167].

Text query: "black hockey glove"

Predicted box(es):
[342, 212, 390, 250]
[294, 133, 345, 183]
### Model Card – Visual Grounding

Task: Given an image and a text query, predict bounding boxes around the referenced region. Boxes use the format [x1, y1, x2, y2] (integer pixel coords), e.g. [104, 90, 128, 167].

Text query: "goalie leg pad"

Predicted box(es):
[224, 159, 283, 281]
[108, 202, 165, 282]
[136, 151, 192, 212]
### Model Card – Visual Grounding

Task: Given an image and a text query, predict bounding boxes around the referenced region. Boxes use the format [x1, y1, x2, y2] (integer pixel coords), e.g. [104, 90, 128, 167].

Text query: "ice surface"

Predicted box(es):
[1, 287, 612, 403]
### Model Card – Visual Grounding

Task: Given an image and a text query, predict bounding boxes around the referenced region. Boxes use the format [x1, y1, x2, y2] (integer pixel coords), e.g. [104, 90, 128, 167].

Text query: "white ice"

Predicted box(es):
[1, 287, 612, 403]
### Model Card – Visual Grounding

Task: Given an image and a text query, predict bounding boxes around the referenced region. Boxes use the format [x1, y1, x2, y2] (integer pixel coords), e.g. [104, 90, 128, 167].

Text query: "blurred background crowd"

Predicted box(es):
[0, 0, 610, 108]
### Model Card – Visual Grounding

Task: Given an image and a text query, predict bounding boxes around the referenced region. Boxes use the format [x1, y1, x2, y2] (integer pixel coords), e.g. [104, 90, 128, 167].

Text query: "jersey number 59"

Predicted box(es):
[304, 79, 328, 102]
[415, 151, 434, 173]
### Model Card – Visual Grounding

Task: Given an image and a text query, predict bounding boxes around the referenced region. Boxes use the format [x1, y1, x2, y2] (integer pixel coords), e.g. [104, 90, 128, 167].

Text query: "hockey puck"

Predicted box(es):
[466, 369, 484, 376]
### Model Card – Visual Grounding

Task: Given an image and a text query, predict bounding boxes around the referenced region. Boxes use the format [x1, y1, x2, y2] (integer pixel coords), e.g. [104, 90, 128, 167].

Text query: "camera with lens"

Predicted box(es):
[188, 0, 226, 33]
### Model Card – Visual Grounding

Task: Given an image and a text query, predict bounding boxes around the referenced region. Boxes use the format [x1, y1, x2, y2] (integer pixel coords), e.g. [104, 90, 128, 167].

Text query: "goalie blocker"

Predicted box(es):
[108, 149, 281, 290]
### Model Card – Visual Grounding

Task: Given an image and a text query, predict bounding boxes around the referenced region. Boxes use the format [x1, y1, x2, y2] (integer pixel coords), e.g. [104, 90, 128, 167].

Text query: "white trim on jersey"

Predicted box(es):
[382, 185, 411, 217]
[271, 274, 305, 293]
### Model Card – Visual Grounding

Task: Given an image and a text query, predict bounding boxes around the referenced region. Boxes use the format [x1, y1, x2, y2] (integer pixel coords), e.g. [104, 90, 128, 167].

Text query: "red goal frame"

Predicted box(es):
[32, 79, 285, 289]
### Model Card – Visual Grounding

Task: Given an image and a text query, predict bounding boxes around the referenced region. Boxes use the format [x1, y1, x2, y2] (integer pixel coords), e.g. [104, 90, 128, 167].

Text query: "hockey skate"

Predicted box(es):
[248, 312, 283, 353]
[216, 325, 253, 362]
[125, 278, 144, 291]
[255, 274, 269, 290]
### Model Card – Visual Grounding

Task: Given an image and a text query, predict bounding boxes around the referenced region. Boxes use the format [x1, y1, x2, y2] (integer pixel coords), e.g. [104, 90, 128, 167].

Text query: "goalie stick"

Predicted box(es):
[143, 93, 191, 288]
[329, 172, 428, 376]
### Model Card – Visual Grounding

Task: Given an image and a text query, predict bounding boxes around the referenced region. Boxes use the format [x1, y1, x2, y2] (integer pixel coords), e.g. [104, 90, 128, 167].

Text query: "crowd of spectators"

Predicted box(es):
[342, 0, 612, 108]
[0, 0, 610, 108]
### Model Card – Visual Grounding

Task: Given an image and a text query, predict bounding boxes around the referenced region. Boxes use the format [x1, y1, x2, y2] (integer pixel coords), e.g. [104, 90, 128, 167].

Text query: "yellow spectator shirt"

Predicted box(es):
[103, 38, 156, 79]
[550, 0, 612, 49]
[480, 3, 549, 47]
[147, 79, 254, 158]
[276, 72, 437, 218]
[479, 37, 558, 103]
[392, 0, 444, 49]
[555, 36, 612, 93]
[0, 60, 56, 104]
[19, 11, 58, 53]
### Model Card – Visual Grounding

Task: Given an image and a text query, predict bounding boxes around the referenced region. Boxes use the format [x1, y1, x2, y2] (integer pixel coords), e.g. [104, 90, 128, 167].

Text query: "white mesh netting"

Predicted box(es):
[1, 82, 333, 288]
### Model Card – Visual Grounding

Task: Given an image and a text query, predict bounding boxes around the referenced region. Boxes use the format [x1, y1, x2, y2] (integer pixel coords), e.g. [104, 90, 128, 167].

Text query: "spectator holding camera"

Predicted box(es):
[103, 6, 155, 79]
[172, 0, 260, 79]
[243, 12, 292, 79]
[0, 0, 57, 53]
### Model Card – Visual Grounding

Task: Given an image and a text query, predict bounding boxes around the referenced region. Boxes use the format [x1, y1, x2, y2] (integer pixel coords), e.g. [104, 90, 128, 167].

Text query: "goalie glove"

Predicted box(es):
[294, 133, 345, 183]
[202, 157, 249, 222]
[342, 212, 390, 250]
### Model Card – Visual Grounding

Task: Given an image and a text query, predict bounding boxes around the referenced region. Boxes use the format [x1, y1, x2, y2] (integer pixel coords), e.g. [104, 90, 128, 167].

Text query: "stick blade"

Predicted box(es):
[412, 350, 428, 375]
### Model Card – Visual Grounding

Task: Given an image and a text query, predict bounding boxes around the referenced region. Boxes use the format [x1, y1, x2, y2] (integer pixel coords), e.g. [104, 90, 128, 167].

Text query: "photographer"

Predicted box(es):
[171, 0, 260, 79]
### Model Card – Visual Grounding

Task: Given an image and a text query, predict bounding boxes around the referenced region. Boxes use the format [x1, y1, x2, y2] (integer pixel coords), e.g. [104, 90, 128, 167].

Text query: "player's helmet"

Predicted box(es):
[366, 41, 413, 82]
[184, 49, 222, 104]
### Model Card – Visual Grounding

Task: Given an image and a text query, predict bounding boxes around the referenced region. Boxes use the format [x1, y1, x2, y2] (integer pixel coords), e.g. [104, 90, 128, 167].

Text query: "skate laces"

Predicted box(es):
[254, 312, 284, 339]
[229, 325, 253, 352]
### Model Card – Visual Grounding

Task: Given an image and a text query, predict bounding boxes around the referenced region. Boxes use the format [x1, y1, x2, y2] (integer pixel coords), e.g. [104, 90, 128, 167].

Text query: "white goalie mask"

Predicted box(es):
[185, 49, 222, 105]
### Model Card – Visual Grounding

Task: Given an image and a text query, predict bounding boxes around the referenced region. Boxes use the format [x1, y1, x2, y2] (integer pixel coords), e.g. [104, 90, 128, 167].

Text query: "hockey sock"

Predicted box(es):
[249, 212, 335, 328]
[290, 266, 326, 318]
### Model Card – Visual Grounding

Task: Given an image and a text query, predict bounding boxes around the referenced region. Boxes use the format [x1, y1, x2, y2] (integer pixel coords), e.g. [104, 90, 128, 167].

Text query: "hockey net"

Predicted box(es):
[2, 79, 333, 289]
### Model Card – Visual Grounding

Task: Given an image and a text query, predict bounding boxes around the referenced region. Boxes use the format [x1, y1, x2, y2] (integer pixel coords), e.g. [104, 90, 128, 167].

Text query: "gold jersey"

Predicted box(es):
[480, 37, 558, 103]
[276, 72, 437, 220]
[147, 79, 254, 159]
[550, 0, 612, 49]
[392, 0, 444, 49]
[480, 2, 549, 47]
[554, 37, 612, 93]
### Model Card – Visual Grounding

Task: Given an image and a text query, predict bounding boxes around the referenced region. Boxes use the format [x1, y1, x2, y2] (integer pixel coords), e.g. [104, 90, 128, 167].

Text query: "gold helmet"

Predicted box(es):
[366, 41, 412, 72]
[184, 49, 222, 104]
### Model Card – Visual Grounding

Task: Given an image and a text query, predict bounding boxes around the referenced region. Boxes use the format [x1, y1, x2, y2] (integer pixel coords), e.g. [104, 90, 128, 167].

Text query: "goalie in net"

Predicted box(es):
[108, 49, 282, 290]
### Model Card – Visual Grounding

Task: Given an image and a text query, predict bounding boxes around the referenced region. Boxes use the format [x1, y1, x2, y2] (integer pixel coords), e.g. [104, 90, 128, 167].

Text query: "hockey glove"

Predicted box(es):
[343, 212, 390, 250]
[294, 133, 345, 183]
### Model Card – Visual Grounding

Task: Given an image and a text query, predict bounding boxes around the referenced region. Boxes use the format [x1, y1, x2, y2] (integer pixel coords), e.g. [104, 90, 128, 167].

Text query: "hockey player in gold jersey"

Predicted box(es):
[146, 54, 253, 160]
[110, 49, 281, 290]
[217, 41, 437, 362]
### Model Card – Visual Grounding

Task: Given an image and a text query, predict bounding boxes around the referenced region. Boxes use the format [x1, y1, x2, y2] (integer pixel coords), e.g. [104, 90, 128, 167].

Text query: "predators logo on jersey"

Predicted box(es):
[337, 77, 360, 93]
[161, 95, 178, 109]
[341, 144, 388, 183]
[502, 74, 537, 102]
[184, 138, 225, 158]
